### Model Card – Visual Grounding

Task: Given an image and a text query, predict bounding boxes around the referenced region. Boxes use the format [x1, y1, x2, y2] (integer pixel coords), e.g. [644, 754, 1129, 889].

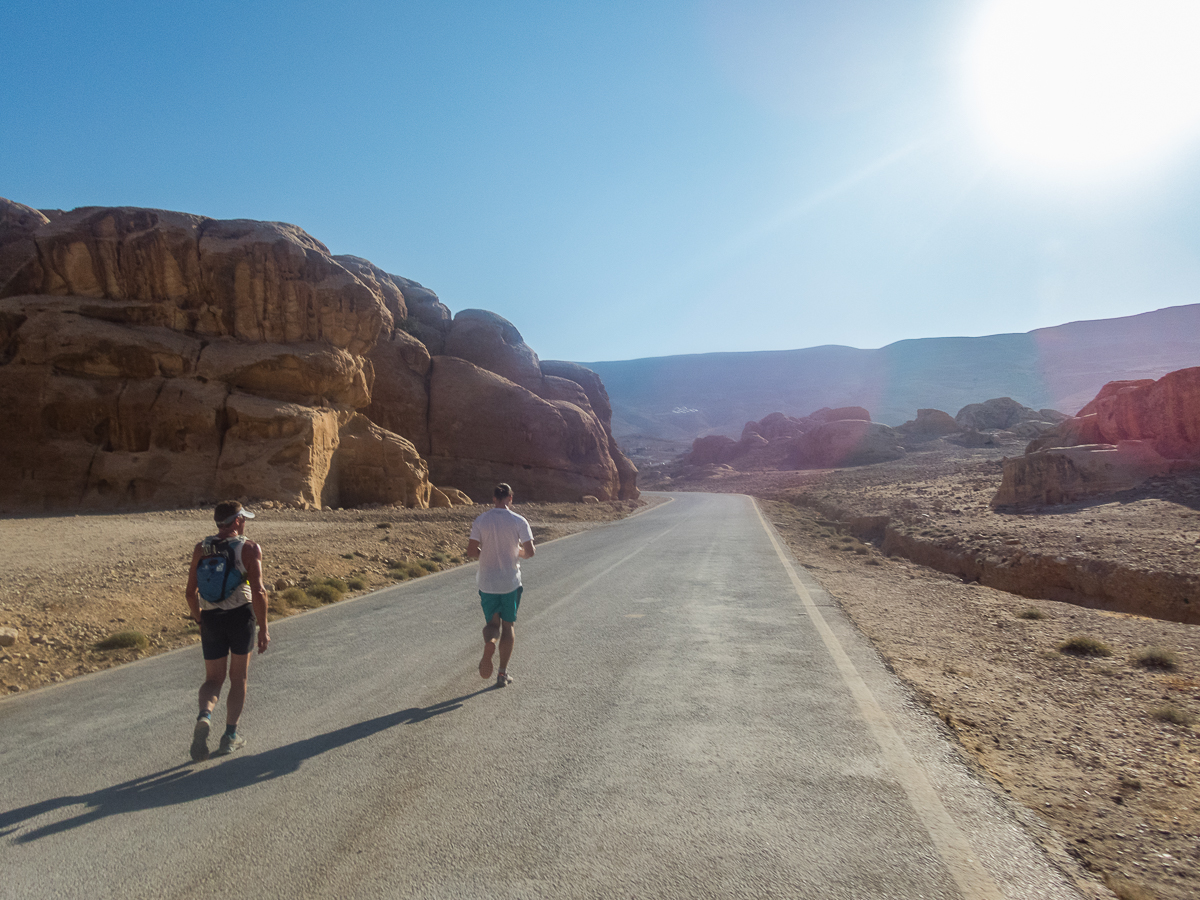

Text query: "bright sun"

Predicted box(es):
[962, 0, 1200, 182]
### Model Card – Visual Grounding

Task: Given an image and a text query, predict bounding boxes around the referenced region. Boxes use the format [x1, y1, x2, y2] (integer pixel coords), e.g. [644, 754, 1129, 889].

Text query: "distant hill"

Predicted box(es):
[579, 304, 1200, 444]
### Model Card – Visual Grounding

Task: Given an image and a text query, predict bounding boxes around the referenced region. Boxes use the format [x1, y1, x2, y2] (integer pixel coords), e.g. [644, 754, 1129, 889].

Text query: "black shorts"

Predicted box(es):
[199, 604, 256, 660]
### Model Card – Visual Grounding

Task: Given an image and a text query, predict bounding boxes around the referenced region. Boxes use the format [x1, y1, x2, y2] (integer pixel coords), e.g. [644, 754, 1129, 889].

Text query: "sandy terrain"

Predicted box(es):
[643, 443, 1199, 900]
[3, 447, 1198, 900]
[0, 500, 648, 692]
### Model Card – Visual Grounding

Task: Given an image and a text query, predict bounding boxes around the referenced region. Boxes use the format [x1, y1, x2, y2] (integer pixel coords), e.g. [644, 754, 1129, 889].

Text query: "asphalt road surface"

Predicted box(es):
[0, 493, 1086, 900]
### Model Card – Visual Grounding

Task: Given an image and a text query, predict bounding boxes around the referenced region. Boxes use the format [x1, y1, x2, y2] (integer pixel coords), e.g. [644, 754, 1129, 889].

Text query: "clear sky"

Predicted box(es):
[5, 0, 1200, 363]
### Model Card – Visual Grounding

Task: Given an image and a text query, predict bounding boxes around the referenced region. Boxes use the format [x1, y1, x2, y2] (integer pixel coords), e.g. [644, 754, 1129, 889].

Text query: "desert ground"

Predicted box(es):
[3, 449, 1198, 900]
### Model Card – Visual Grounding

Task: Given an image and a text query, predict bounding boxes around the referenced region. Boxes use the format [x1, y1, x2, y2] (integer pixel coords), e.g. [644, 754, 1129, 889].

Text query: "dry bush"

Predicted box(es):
[1058, 635, 1113, 658]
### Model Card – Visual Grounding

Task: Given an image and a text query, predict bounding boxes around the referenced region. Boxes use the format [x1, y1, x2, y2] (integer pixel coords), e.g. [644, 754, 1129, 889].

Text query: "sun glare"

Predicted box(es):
[962, 0, 1200, 182]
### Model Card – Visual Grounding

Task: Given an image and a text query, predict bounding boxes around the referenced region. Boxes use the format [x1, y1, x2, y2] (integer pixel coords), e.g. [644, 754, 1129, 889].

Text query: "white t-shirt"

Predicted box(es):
[469, 506, 534, 594]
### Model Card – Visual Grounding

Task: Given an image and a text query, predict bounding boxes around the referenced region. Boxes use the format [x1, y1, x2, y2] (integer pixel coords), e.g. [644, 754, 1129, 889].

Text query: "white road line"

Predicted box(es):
[753, 499, 1007, 900]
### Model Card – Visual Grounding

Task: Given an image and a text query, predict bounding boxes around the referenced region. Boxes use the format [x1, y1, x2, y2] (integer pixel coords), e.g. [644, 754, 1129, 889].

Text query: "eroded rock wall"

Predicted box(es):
[0, 198, 636, 511]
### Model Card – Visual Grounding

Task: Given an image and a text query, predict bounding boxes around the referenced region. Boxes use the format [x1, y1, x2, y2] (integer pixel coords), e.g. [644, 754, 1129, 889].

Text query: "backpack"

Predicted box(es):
[195, 537, 247, 604]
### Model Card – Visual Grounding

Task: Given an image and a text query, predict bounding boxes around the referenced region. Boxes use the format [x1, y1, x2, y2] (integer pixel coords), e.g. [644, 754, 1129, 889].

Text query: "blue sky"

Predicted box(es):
[5, 0, 1200, 362]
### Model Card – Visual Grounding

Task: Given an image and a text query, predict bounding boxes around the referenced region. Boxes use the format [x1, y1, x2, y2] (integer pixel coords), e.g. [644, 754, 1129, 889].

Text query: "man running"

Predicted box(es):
[185, 500, 270, 761]
[467, 483, 535, 687]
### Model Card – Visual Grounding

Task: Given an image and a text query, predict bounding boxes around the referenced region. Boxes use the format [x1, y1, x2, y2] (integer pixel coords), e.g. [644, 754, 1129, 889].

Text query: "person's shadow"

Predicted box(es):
[1, 688, 490, 843]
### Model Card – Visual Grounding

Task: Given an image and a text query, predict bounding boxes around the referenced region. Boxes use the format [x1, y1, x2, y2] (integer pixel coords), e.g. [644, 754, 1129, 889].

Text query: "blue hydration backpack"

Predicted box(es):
[196, 537, 247, 604]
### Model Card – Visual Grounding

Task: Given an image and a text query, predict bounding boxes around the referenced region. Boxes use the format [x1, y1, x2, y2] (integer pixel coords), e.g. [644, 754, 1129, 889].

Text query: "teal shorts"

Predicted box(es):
[480, 586, 522, 623]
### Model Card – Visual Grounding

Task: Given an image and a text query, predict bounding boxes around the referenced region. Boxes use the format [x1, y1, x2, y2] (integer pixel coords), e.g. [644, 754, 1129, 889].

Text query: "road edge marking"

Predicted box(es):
[752, 499, 1006, 900]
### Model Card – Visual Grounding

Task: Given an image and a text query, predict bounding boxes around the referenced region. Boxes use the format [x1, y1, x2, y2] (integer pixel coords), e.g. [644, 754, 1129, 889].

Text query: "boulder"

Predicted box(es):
[427, 356, 622, 502]
[755, 412, 807, 441]
[955, 397, 1045, 431]
[365, 328, 433, 453]
[898, 408, 960, 437]
[0, 626, 18, 647]
[688, 435, 738, 466]
[443, 309, 543, 389]
[992, 442, 1177, 507]
[328, 413, 431, 509]
[786, 420, 904, 469]
[437, 487, 475, 506]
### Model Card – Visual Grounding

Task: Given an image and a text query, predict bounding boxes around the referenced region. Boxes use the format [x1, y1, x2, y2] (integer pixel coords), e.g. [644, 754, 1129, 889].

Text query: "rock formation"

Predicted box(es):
[785, 419, 905, 469]
[0, 198, 637, 511]
[993, 368, 1200, 506]
[682, 407, 904, 471]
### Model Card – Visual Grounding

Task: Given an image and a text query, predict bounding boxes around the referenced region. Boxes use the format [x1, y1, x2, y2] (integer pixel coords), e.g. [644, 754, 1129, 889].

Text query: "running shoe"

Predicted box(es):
[496, 671, 513, 687]
[216, 732, 246, 755]
[190, 717, 211, 762]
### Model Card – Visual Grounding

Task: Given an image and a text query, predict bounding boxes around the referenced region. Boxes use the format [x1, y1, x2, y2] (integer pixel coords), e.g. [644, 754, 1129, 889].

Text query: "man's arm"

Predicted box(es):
[519, 540, 535, 559]
[242, 540, 271, 654]
[185, 544, 204, 623]
[466, 538, 481, 560]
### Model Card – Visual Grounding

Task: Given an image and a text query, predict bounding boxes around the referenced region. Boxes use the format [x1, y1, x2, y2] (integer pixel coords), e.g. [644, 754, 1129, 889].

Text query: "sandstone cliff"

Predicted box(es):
[993, 367, 1200, 506]
[0, 198, 637, 511]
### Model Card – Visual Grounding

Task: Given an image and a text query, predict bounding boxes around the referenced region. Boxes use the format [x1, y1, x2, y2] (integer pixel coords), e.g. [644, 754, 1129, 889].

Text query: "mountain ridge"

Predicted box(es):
[579, 303, 1200, 443]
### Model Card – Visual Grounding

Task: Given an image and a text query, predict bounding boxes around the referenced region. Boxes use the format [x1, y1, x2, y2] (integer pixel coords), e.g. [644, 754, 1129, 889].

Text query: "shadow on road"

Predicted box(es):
[1, 689, 490, 843]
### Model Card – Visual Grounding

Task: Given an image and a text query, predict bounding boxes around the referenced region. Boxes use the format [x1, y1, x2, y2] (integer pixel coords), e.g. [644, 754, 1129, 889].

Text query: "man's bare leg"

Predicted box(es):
[479, 613, 501, 678]
[224, 653, 250, 729]
[498, 621, 515, 674]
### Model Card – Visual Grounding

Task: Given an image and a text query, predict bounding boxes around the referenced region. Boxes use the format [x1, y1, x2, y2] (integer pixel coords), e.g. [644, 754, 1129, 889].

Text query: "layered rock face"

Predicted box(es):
[994, 368, 1200, 506]
[0, 198, 636, 511]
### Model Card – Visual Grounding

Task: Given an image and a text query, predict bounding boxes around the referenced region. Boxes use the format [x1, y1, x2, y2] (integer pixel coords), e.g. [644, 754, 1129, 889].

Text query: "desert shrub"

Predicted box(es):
[1134, 646, 1178, 671]
[417, 558, 441, 573]
[1151, 704, 1195, 727]
[341, 553, 355, 560]
[431, 551, 450, 563]
[314, 576, 348, 593]
[96, 630, 149, 651]
[388, 568, 410, 581]
[282, 587, 321, 610]
[1058, 635, 1113, 658]
[347, 576, 368, 591]
[307, 583, 344, 605]
[1016, 608, 1048, 620]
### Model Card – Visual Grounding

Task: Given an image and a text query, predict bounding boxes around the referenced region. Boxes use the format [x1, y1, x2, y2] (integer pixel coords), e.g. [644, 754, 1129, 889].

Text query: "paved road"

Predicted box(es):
[0, 493, 1084, 899]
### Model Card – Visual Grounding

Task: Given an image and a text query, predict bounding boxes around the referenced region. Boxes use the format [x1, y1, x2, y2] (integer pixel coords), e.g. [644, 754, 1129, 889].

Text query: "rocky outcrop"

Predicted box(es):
[955, 397, 1063, 433]
[425, 356, 624, 502]
[0, 200, 636, 511]
[994, 368, 1200, 506]
[786, 420, 905, 469]
[898, 408, 960, 438]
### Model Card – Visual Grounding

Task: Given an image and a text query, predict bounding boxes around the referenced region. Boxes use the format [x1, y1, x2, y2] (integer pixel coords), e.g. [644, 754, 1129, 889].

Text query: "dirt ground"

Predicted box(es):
[3, 446, 1199, 900]
[0, 499, 648, 692]
[642, 443, 1199, 900]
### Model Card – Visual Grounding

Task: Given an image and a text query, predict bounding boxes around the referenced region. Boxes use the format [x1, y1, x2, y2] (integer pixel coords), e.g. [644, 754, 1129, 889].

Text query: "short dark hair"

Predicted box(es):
[493, 483, 513, 500]
[214, 500, 254, 526]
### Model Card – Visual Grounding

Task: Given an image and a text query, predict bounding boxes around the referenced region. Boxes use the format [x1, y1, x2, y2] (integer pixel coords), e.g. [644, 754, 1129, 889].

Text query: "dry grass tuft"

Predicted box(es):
[1134, 646, 1178, 671]
[1058, 635, 1113, 658]
[95, 630, 149, 651]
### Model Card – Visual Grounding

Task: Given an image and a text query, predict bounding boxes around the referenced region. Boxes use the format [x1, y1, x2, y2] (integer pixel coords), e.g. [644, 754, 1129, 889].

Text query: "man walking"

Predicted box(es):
[467, 483, 535, 687]
[185, 500, 270, 761]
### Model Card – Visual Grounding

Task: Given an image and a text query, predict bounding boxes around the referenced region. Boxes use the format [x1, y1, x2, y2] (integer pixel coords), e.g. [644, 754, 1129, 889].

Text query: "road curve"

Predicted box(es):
[0, 493, 1083, 899]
